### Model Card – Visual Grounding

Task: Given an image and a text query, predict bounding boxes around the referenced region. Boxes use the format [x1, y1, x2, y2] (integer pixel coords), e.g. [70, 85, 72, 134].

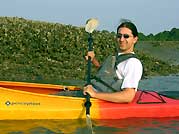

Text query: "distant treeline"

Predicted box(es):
[138, 28, 179, 41]
[0, 16, 179, 83]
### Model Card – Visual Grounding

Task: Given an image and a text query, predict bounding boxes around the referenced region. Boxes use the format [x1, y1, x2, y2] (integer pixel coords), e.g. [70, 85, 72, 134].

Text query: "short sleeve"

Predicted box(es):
[121, 58, 143, 90]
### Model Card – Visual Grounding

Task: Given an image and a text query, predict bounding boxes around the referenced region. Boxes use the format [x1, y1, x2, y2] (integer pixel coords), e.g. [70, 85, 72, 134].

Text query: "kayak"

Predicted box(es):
[0, 81, 179, 120]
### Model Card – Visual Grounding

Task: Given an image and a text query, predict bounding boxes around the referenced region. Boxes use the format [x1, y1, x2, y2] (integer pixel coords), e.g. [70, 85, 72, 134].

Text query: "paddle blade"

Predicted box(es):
[86, 114, 94, 134]
[85, 18, 99, 33]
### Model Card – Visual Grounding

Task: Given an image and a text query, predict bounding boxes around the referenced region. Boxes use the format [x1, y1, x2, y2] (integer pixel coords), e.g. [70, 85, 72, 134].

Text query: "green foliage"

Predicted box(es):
[0, 17, 179, 82]
[138, 33, 148, 40]
[136, 50, 179, 77]
[139, 28, 179, 41]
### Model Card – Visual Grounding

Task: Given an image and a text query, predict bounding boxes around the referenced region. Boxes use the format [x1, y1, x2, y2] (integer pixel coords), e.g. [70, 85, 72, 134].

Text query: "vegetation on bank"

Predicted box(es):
[139, 28, 179, 41]
[0, 17, 179, 83]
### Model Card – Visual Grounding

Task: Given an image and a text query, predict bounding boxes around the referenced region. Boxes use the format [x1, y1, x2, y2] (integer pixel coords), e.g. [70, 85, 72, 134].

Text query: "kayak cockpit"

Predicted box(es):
[0, 81, 81, 95]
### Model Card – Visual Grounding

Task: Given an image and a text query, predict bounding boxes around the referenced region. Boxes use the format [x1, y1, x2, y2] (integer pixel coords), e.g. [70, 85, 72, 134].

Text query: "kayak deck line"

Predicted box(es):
[137, 90, 166, 104]
[0, 81, 179, 120]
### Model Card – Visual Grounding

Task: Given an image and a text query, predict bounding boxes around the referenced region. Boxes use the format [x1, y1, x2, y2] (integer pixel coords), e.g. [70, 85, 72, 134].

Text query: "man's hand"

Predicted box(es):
[85, 51, 95, 61]
[83, 85, 97, 98]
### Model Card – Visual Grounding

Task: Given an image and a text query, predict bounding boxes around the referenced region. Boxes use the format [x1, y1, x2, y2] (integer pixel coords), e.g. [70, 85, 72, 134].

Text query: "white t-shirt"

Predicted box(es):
[115, 54, 143, 91]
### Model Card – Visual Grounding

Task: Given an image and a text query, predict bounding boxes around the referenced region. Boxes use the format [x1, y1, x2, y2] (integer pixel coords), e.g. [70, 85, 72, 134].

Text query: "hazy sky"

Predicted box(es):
[1, 0, 178, 35]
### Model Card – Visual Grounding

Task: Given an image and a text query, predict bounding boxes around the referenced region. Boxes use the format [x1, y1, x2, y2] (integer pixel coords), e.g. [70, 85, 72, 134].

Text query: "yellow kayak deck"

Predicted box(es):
[0, 81, 100, 120]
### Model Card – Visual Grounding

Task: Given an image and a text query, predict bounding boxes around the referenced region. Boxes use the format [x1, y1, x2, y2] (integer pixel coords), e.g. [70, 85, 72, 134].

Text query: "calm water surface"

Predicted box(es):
[139, 74, 179, 92]
[1, 75, 179, 134]
[0, 118, 179, 134]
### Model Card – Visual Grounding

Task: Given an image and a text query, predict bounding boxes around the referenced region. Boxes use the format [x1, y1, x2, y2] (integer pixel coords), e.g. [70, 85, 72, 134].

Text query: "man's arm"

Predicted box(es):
[84, 85, 136, 103]
[86, 51, 100, 68]
[92, 57, 100, 68]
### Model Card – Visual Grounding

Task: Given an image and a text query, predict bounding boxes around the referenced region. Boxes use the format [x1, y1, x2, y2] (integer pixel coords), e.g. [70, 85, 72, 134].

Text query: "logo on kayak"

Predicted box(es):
[5, 101, 11, 106]
[5, 101, 40, 106]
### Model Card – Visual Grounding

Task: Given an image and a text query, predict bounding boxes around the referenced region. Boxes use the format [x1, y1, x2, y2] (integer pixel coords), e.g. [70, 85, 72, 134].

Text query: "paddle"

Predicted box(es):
[84, 18, 99, 133]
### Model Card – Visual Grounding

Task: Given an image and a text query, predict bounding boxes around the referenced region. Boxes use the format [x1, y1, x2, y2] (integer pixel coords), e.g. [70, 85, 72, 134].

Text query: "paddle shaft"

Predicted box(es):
[87, 33, 93, 84]
[85, 33, 93, 115]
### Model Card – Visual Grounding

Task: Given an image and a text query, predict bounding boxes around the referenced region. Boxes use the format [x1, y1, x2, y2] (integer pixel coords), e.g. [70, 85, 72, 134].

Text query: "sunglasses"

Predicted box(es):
[116, 33, 133, 39]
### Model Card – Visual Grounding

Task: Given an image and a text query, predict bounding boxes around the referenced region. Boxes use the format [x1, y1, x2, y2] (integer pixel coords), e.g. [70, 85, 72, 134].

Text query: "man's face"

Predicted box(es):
[117, 27, 138, 53]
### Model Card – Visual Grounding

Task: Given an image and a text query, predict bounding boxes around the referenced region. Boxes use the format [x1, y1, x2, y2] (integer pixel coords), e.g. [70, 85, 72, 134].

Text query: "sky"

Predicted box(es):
[0, 0, 179, 35]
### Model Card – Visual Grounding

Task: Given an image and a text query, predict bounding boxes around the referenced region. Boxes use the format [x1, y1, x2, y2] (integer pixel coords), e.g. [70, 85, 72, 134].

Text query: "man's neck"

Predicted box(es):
[118, 51, 134, 55]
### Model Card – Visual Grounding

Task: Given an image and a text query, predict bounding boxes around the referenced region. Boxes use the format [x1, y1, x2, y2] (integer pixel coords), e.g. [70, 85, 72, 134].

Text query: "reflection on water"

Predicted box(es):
[96, 118, 179, 134]
[0, 118, 179, 134]
[0, 119, 87, 134]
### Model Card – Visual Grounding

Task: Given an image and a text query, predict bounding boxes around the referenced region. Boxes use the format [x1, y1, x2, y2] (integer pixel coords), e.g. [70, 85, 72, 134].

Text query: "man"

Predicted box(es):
[83, 21, 143, 103]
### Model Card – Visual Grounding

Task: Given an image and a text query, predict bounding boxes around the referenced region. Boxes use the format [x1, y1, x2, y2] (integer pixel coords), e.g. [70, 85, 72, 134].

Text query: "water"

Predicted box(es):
[136, 42, 179, 65]
[0, 118, 179, 134]
[139, 74, 179, 92]
[1, 75, 179, 134]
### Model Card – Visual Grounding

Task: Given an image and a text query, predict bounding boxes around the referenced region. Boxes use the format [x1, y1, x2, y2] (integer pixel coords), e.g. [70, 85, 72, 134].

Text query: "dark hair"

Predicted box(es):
[117, 21, 138, 37]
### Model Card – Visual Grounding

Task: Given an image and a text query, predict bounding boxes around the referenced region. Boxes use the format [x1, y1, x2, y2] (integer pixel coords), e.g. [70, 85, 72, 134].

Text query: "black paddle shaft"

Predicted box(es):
[85, 33, 93, 115]
[87, 33, 93, 84]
